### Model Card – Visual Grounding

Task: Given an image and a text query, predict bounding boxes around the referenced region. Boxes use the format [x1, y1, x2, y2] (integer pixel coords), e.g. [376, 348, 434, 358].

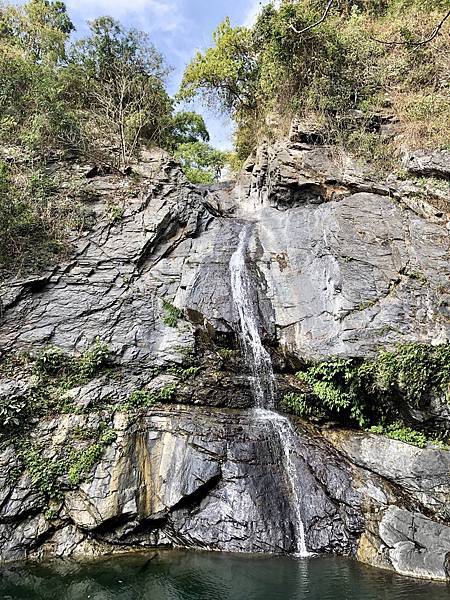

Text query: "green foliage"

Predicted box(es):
[124, 389, 157, 410]
[0, 1, 221, 173]
[70, 16, 173, 168]
[180, 1, 450, 162]
[67, 425, 117, 486]
[18, 443, 67, 498]
[120, 383, 177, 411]
[162, 301, 183, 327]
[281, 392, 324, 419]
[294, 343, 450, 429]
[0, 16, 80, 153]
[0, 162, 79, 274]
[217, 348, 234, 361]
[179, 17, 256, 115]
[0, 395, 29, 429]
[174, 141, 229, 184]
[107, 203, 125, 224]
[298, 358, 370, 427]
[76, 339, 110, 380]
[369, 422, 427, 448]
[180, 366, 200, 379]
[18, 422, 117, 498]
[1, 1, 232, 279]
[34, 338, 111, 387]
[167, 111, 209, 149]
[0, 0, 74, 64]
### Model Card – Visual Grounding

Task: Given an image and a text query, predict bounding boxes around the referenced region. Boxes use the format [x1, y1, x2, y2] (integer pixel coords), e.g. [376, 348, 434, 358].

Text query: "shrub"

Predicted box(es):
[162, 301, 183, 327]
[295, 343, 450, 429]
[34, 347, 74, 377]
[76, 338, 110, 380]
[0, 162, 81, 276]
[120, 383, 177, 411]
[281, 392, 324, 419]
[369, 423, 428, 448]
[34, 338, 111, 387]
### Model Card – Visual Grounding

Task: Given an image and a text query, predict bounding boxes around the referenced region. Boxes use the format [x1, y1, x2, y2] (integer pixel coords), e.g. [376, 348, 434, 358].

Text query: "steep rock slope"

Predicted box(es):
[0, 143, 449, 581]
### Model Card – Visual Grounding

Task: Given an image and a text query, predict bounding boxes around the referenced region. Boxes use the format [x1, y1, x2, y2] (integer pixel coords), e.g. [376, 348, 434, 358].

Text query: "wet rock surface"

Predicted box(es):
[0, 408, 363, 560]
[0, 144, 449, 580]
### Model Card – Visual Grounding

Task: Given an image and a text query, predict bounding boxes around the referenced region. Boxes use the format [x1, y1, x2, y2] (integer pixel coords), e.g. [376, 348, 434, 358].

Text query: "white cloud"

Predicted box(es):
[65, 0, 184, 32]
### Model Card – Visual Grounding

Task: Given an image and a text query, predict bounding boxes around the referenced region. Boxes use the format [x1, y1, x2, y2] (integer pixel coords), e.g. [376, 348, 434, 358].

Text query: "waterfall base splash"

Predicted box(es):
[254, 408, 313, 558]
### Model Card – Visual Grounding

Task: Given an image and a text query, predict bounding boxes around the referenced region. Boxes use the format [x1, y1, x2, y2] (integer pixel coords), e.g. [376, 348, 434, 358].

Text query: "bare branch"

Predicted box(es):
[370, 9, 450, 46]
[289, 0, 334, 35]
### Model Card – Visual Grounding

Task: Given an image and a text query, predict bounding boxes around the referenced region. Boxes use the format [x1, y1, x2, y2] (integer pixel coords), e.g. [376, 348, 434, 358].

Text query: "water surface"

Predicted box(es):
[0, 551, 448, 600]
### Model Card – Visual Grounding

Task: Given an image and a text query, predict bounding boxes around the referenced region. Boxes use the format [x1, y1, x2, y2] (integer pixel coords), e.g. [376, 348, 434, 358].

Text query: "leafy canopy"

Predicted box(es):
[70, 16, 173, 168]
[179, 0, 450, 161]
[0, 0, 74, 63]
[174, 141, 229, 184]
[179, 17, 257, 115]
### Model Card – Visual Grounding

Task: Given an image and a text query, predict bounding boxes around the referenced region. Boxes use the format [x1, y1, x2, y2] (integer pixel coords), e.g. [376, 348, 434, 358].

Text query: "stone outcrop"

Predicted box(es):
[0, 143, 449, 580]
[403, 150, 450, 180]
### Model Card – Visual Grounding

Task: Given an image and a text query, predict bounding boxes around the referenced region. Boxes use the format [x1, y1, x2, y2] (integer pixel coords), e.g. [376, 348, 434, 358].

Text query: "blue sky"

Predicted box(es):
[59, 0, 273, 149]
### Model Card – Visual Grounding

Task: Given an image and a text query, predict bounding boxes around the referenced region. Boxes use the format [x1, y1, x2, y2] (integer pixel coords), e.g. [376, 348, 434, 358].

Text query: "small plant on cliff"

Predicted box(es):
[18, 443, 68, 499]
[120, 383, 177, 411]
[76, 338, 111, 380]
[0, 395, 29, 429]
[17, 422, 117, 498]
[369, 423, 427, 449]
[162, 301, 183, 328]
[34, 338, 111, 387]
[67, 425, 117, 486]
[281, 393, 324, 420]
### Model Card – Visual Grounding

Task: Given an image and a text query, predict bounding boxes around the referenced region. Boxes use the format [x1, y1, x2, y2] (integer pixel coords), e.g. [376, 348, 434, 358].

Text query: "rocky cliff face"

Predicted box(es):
[0, 141, 449, 580]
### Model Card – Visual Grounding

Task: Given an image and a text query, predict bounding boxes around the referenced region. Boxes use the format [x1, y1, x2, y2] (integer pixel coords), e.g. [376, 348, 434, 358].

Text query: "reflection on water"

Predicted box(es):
[0, 551, 448, 600]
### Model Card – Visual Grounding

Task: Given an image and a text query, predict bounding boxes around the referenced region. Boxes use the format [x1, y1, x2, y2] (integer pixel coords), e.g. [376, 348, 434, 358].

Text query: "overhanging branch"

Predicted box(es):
[289, 0, 334, 35]
[370, 9, 450, 46]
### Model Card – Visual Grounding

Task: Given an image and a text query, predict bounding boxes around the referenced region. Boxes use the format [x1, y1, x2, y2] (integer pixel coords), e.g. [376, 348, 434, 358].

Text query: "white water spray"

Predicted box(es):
[230, 225, 275, 408]
[229, 224, 311, 557]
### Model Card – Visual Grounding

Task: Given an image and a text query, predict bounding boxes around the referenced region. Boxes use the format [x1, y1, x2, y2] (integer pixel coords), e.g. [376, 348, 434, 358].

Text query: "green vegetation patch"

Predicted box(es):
[369, 423, 427, 448]
[179, 1, 450, 167]
[162, 301, 183, 328]
[34, 337, 111, 388]
[281, 343, 450, 447]
[17, 422, 117, 500]
[119, 383, 177, 411]
[67, 425, 117, 486]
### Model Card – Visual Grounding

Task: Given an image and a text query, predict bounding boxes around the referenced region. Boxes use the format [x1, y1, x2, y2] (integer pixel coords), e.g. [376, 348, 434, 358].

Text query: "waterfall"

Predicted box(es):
[229, 224, 311, 558]
[229, 225, 275, 408]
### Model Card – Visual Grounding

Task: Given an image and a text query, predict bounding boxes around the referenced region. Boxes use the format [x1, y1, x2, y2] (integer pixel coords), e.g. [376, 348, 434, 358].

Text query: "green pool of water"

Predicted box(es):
[0, 551, 448, 600]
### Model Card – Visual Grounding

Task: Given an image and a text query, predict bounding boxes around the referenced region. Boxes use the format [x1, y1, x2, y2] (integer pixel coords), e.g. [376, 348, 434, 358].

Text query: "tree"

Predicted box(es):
[174, 141, 228, 184]
[167, 111, 210, 149]
[179, 0, 450, 163]
[71, 17, 173, 169]
[0, 1, 78, 152]
[178, 18, 257, 116]
[0, 0, 74, 64]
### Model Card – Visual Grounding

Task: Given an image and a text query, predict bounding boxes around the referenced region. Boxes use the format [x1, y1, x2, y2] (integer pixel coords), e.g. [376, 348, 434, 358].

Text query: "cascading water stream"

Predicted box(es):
[229, 224, 311, 558]
[229, 225, 275, 409]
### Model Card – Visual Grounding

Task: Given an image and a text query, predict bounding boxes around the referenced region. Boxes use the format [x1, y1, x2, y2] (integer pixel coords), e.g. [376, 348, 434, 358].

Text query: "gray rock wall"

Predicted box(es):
[0, 144, 449, 580]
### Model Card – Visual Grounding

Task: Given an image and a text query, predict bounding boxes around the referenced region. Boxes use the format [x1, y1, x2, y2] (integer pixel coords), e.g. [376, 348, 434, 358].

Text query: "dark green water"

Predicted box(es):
[0, 551, 448, 600]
